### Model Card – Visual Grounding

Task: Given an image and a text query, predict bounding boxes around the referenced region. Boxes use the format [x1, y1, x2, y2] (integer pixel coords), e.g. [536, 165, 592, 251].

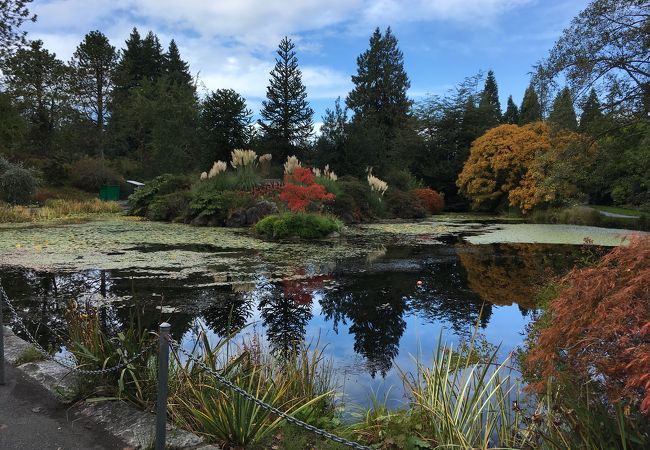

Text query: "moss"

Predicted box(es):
[14, 346, 45, 365]
[256, 212, 342, 239]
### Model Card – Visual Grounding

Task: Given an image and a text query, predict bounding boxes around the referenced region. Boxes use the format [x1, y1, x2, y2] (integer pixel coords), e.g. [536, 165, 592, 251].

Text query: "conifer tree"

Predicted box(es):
[259, 36, 314, 160]
[70, 31, 117, 133]
[502, 95, 519, 124]
[346, 27, 411, 130]
[519, 83, 542, 124]
[478, 70, 501, 128]
[201, 88, 252, 164]
[3, 40, 70, 156]
[578, 89, 604, 134]
[163, 40, 192, 87]
[548, 87, 577, 131]
[315, 97, 348, 168]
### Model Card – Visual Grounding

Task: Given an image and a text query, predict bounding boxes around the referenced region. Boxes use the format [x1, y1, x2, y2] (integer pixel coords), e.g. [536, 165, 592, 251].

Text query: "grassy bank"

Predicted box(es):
[0, 199, 122, 223]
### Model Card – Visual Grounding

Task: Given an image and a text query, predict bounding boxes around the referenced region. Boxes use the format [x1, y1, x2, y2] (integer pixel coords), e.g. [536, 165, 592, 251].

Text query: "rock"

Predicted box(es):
[226, 200, 278, 227]
[190, 215, 209, 227]
[326, 231, 341, 238]
[339, 212, 357, 224]
[245, 200, 278, 225]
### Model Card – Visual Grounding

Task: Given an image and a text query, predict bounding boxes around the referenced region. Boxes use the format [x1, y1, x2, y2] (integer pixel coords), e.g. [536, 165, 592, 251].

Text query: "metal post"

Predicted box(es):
[0, 291, 5, 386]
[155, 322, 171, 450]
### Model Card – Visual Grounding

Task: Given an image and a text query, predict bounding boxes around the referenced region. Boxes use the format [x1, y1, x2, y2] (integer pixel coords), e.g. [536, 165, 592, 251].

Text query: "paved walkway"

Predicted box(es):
[0, 363, 128, 450]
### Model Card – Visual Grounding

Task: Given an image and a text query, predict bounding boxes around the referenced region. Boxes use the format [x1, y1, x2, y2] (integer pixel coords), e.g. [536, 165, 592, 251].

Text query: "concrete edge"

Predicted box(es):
[3, 325, 216, 449]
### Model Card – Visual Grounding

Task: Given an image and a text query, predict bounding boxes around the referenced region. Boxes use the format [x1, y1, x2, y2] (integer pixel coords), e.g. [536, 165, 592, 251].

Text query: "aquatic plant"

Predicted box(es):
[0, 198, 121, 223]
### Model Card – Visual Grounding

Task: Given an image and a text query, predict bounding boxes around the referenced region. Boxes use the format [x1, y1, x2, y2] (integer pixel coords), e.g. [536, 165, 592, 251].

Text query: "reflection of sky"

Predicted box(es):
[180, 289, 531, 409]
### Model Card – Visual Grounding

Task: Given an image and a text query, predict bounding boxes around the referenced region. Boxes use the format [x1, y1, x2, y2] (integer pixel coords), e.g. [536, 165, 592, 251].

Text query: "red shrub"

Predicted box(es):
[413, 188, 445, 214]
[524, 237, 650, 415]
[279, 167, 335, 212]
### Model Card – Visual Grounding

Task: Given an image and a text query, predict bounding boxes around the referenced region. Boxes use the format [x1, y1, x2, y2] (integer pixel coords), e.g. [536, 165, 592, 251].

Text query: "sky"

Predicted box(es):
[25, 0, 591, 124]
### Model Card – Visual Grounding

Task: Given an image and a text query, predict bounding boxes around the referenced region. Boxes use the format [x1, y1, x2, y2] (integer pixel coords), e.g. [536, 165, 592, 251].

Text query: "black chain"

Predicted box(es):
[169, 337, 371, 450]
[0, 284, 154, 375]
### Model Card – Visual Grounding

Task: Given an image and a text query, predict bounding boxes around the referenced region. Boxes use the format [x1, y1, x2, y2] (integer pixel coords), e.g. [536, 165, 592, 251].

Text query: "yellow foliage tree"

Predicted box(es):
[456, 122, 589, 213]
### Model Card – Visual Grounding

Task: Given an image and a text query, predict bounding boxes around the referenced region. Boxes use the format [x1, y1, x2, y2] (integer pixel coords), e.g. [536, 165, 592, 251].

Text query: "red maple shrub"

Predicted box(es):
[413, 188, 445, 214]
[279, 167, 335, 212]
[523, 236, 650, 416]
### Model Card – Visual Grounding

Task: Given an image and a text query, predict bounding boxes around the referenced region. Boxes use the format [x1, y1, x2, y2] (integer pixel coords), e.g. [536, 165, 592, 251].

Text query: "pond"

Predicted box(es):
[0, 216, 643, 407]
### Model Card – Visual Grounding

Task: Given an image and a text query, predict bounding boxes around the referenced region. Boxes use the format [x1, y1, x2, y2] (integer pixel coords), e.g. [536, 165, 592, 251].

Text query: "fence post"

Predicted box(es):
[0, 291, 5, 386]
[155, 322, 171, 450]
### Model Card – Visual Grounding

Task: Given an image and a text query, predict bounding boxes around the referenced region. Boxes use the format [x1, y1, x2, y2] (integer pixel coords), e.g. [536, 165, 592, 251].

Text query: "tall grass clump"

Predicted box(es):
[171, 331, 336, 448]
[0, 199, 121, 223]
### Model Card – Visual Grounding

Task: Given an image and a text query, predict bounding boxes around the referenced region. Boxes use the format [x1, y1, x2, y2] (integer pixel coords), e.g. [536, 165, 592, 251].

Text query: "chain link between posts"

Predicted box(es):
[168, 337, 372, 450]
[0, 285, 155, 376]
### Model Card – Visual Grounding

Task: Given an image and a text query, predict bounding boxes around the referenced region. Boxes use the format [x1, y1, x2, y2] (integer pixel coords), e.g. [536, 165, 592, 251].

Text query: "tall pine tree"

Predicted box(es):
[346, 27, 411, 130]
[478, 70, 501, 129]
[519, 83, 542, 124]
[201, 88, 252, 165]
[163, 40, 192, 87]
[502, 95, 519, 124]
[259, 36, 313, 161]
[548, 87, 577, 131]
[579, 89, 604, 134]
[70, 31, 117, 134]
[345, 27, 413, 173]
[4, 40, 70, 156]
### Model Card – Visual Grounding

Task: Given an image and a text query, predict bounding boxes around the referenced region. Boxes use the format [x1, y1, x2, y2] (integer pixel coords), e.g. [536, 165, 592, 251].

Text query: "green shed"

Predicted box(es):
[99, 184, 120, 201]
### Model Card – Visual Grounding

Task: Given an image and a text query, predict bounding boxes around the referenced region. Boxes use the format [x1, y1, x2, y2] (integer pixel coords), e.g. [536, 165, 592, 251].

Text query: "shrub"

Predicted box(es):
[314, 176, 342, 197]
[69, 157, 122, 192]
[280, 167, 334, 212]
[0, 163, 38, 204]
[385, 189, 427, 219]
[255, 212, 342, 239]
[523, 237, 650, 417]
[338, 176, 373, 217]
[146, 191, 191, 222]
[385, 169, 420, 191]
[413, 188, 445, 214]
[189, 189, 253, 223]
[128, 174, 190, 216]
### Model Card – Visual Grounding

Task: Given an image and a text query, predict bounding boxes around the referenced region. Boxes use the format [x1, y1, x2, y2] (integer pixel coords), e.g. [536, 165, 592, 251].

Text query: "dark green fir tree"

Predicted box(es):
[502, 95, 519, 124]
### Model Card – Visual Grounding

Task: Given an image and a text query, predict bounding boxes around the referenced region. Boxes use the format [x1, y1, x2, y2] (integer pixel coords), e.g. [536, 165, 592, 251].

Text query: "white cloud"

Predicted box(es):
[25, 0, 531, 109]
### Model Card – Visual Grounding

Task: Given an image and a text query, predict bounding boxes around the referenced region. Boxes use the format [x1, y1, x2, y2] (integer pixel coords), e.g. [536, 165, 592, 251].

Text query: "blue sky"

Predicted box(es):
[27, 0, 590, 125]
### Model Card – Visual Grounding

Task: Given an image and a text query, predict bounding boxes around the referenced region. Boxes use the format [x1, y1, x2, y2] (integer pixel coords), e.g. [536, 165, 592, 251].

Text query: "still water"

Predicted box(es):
[1, 221, 598, 406]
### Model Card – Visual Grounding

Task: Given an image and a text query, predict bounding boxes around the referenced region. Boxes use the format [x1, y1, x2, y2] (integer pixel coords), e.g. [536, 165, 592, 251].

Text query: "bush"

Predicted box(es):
[189, 189, 254, 224]
[413, 188, 445, 214]
[531, 206, 602, 226]
[523, 237, 650, 417]
[385, 189, 427, 219]
[128, 174, 190, 216]
[314, 176, 342, 197]
[69, 157, 122, 192]
[338, 176, 373, 217]
[0, 163, 38, 204]
[255, 212, 342, 239]
[280, 167, 334, 212]
[146, 191, 191, 222]
[384, 169, 421, 191]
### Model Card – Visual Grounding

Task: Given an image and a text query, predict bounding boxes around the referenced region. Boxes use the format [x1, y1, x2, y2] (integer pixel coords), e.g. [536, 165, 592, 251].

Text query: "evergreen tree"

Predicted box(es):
[346, 27, 411, 130]
[0, 0, 35, 63]
[70, 31, 117, 133]
[579, 89, 604, 134]
[201, 88, 253, 165]
[3, 40, 70, 156]
[163, 39, 192, 87]
[259, 36, 314, 160]
[519, 83, 542, 124]
[478, 70, 501, 129]
[345, 27, 413, 172]
[502, 95, 519, 124]
[315, 97, 348, 168]
[549, 87, 577, 131]
[141, 31, 164, 82]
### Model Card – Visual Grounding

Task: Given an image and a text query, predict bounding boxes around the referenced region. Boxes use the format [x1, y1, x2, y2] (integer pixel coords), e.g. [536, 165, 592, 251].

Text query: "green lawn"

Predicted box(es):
[591, 205, 648, 218]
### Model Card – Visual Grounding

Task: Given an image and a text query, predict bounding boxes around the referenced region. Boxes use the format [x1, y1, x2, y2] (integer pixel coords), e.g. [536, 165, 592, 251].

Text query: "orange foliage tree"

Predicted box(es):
[413, 188, 445, 214]
[456, 122, 589, 213]
[280, 166, 335, 212]
[523, 237, 650, 416]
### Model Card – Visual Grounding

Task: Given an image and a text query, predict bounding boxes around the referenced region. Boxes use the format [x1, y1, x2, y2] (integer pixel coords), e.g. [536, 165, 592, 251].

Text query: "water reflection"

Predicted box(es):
[1, 242, 589, 387]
